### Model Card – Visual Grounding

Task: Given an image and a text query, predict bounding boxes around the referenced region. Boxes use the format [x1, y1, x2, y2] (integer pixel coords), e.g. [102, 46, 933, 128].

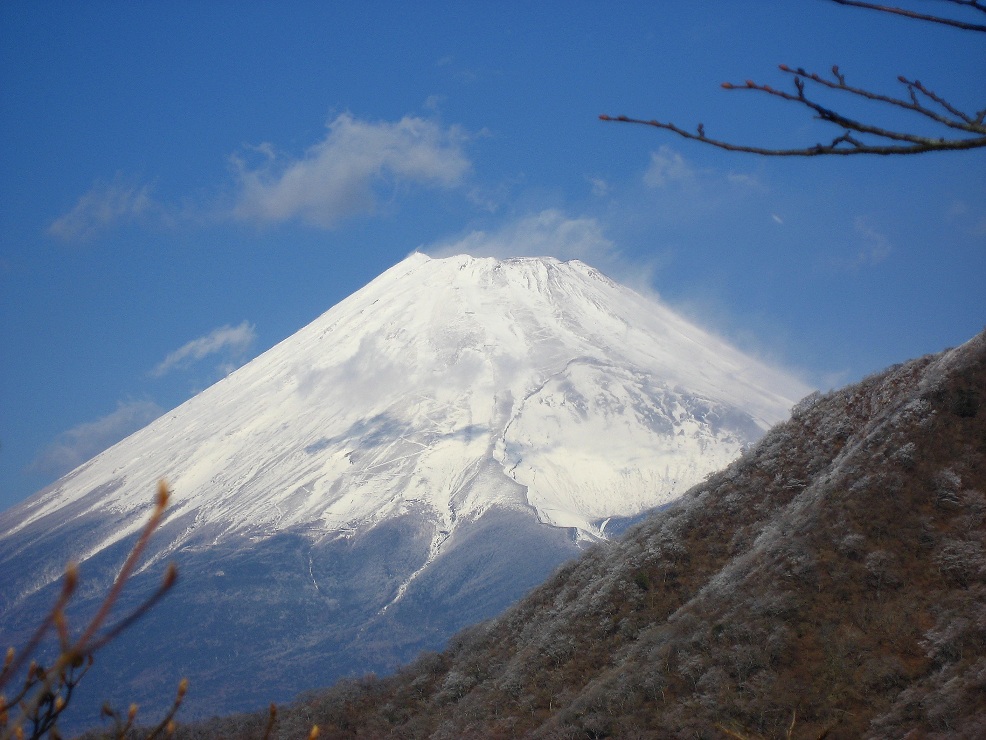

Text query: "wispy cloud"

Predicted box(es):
[850, 216, 892, 269]
[427, 209, 613, 261]
[424, 209, 659, 292]
[641, 147, 763, 196]
[587, 175, 610, 198]
[48, 176, 155, 242]
[643, 146, 696, 189]
[823, 216, 893, 273]
[28, 400, 163, 478]
[229, 113, 471, 228]
[947, 199, 986, 236]
[151, 321, 256, 378]
[726, 172, 766, 191]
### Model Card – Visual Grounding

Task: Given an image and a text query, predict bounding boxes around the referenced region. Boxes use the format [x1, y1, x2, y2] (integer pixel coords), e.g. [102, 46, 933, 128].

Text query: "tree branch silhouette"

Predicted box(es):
[600, 0, 986, 155]
[0, 481, 181, 740]
[829, 0, 986, 32]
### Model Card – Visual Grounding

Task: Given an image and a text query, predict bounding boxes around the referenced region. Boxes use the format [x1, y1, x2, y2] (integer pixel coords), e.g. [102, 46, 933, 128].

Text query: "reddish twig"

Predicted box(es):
[0, 481, 181, 740]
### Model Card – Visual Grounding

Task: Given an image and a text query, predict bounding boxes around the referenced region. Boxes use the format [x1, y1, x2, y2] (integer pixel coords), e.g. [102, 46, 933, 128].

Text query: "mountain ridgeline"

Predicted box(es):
[166, 331, 986, 738]
[0, 254, 807, 730]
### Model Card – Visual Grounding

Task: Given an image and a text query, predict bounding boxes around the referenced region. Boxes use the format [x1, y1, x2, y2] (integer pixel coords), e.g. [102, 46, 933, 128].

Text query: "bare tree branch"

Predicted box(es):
[598, 114, 986, 155]
[600, 0, 986, 156]
[775, 65, 984, 132]
[830, 0, 986, 32]
[0, 482, 180, 740]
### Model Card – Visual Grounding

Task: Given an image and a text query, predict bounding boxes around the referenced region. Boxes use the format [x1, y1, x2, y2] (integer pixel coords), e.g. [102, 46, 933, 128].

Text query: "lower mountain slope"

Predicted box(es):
[0, 255, 808, 731]
[178, 330, 986, 738]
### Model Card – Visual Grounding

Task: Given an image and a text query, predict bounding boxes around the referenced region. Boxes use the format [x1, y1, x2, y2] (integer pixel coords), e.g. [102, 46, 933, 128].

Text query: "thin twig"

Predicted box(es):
[775, 65, 985, 133]
[829, 0, 986, 32]
[144, 679, 188, 740]
[1, 482, 180, 740]
[599, 114, 986, 155]
[74, 481, 171, 652]
[601, 1, 986, 156]
[261, 704, 278, 740]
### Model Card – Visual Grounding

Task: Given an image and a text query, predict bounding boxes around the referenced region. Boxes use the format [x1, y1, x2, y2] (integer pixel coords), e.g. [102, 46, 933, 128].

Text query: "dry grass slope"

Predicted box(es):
[152, 332, 986, 739]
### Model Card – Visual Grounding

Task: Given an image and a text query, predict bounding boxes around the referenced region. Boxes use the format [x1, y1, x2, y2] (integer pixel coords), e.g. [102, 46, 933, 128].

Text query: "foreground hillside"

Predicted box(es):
[163, 331, 984, 738]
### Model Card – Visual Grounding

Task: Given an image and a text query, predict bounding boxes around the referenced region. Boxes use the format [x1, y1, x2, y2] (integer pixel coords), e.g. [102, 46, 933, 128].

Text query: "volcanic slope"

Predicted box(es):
[0, 253, 808, 726]
[227, 331, 986, 739]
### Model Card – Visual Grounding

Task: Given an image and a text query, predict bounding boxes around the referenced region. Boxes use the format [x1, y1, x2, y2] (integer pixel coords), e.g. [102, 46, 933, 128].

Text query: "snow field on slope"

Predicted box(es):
[3, 253, 810, 569]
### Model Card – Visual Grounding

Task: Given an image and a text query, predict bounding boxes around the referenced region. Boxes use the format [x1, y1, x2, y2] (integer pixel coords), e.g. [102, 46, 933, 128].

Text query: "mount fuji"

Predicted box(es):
[0, 253, 809, 726]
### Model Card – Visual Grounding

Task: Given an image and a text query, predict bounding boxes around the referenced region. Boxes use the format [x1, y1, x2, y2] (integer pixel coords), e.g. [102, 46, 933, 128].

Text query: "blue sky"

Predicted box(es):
[1, 1, 984, 511]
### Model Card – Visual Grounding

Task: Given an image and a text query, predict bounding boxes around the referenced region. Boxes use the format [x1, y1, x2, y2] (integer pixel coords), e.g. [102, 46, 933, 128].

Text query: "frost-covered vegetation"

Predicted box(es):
[152, 332, 985, 738]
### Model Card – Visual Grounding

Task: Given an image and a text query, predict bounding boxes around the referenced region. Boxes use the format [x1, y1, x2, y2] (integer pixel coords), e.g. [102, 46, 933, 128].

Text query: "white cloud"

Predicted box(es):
[726, 172, 766, 191]
[151, 321, 256, 378]
[851, 216, 892, 268]
[424, 209, 660, 294]
[948, 200, 969, 218]
[424, 94, 446, 111]
[28, 400, 164, 478]
[824, 216, 893, 273]
[48, 176, 154, 241]
[427, 209, 614, 262]
[587, 176, 610, 198]
[230, 113, 471, 228]
[643, 146, 695, 188]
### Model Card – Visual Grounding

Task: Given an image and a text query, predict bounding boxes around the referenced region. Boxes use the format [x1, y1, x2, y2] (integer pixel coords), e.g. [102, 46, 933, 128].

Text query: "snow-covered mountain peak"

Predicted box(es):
[3, 252, 809, 571]
[0, 251, 813, 726]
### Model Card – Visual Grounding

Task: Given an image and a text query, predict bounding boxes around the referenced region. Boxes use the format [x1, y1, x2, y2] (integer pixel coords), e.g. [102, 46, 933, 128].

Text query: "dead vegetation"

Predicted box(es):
[165, 332, 986, 738]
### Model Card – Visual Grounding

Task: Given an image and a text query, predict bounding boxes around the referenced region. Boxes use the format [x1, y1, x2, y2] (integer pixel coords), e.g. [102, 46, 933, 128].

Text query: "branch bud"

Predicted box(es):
[163, 563, 178, 589]
[779, 64, 790, 71]
[598, 114, 611, 120]
[721, 82, 734, 89]
[67, 648, 84, 669]
[156, 480, 171, 509]
[178, 678, 189, 698]
[62, 562, 79, 595]
[54, 608, 67, 635]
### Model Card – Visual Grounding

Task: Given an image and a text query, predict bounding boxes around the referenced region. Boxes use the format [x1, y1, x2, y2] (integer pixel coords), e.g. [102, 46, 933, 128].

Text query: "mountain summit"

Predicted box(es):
[0, 253, 808, 725]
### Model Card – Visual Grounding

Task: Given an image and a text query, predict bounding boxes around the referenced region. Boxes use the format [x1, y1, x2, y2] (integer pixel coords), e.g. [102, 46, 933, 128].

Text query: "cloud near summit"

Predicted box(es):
[424, 209, 658, 294]
[48, 176, 155, 242]
[230, 113, 471, 228]
[151, 321, 256, 378]
[28, 400, 164, 478]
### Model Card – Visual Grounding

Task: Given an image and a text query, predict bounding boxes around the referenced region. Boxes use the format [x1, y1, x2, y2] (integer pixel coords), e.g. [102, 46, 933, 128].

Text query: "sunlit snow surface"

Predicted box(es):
[4, 254, 809, 574]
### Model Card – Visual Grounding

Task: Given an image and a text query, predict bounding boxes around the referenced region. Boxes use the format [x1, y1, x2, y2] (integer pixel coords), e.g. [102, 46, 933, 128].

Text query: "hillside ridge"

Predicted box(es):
[177, 331, 986, 738]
